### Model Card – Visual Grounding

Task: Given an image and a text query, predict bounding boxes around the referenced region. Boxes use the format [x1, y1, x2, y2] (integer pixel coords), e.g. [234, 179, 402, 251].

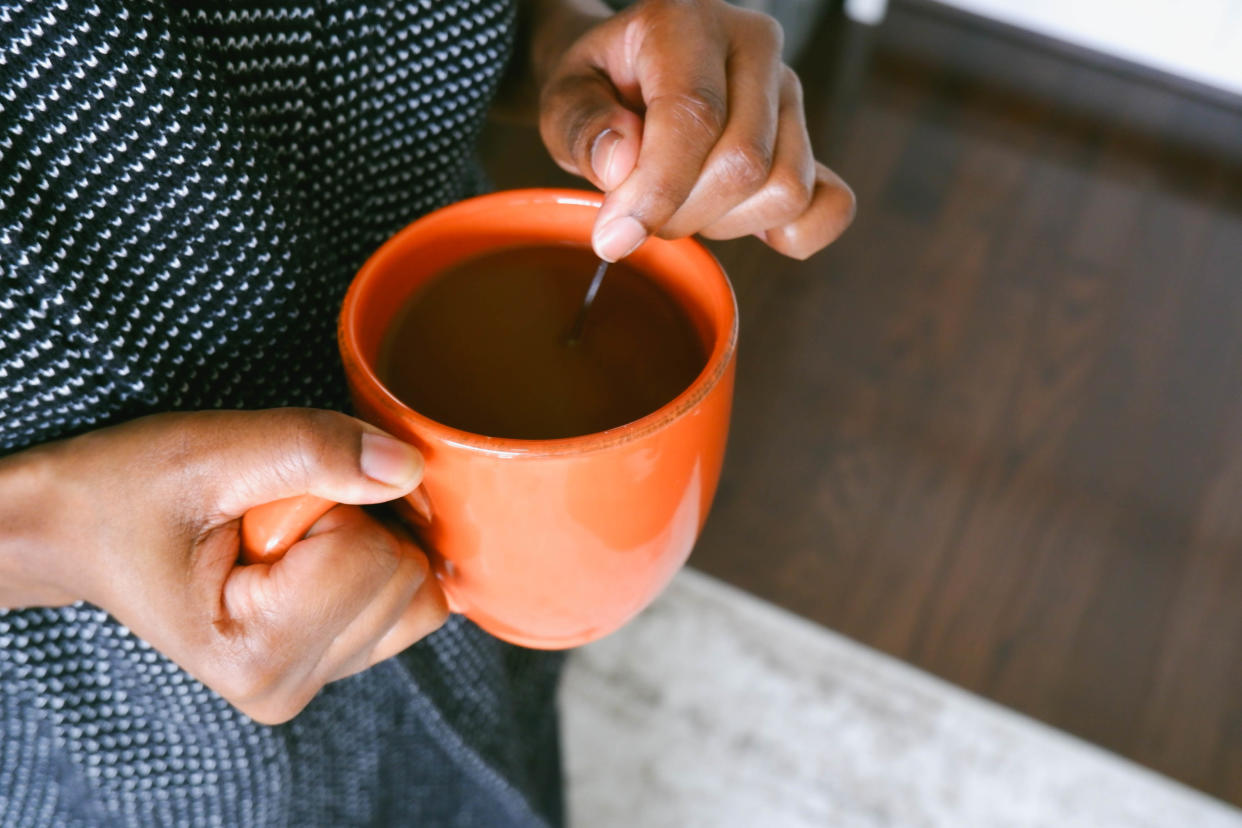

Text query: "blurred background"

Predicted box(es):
[483, 0, 1242, 823]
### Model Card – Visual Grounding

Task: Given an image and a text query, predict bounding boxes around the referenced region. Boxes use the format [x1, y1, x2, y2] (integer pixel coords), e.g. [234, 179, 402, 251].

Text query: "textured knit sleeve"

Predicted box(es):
[2, 4, 565, 827]
[0, 0, 329, 454]
[0, 0, 514, 453]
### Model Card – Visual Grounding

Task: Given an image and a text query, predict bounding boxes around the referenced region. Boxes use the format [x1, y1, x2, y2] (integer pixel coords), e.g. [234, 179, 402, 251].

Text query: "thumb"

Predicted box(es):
[539, 69, 643, 194]
[199, 408, 424, 519]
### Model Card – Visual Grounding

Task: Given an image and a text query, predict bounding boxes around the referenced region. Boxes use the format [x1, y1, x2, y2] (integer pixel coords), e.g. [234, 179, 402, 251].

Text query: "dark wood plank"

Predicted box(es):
[478, 2, 1242, 803]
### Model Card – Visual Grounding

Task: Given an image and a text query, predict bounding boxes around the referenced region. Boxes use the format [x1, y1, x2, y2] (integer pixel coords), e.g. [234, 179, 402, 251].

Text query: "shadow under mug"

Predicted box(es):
[241, 189, 738, 649]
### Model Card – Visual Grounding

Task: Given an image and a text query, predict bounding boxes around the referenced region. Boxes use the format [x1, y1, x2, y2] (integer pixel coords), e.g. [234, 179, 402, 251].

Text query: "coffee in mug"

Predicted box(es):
[376, 244, 707, 440]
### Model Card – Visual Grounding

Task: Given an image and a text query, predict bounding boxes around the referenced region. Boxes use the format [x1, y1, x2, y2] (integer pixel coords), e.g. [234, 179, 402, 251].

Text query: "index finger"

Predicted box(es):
[591, 13, 729, 262]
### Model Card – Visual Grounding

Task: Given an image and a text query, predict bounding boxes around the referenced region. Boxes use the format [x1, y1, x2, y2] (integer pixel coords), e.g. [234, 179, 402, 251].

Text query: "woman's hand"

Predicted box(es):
[529, 0, 855, 261]
[0, 409, 447, 724]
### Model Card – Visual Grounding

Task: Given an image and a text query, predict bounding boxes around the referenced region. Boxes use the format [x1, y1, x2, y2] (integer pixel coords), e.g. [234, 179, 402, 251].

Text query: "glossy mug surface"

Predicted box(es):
[242, 189, 737, 649]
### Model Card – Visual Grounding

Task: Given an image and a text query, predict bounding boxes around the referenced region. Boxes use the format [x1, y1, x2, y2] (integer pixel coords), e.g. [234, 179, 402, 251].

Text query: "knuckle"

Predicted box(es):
[238, 695, 308, 726]
[540, 76, 604, 152]
[405, 545, 431, 583]
[413, 578, 451, 634]
[637, 0, 700, 27]
[767, 168, 813, 217]
[244, 708, 292, 726]
[360, 528, 403, 579]
[738, 8, 784, 54]
[657, 86, 728, 142]
[715, 141, 772, 193]
[636, 179, 690, 227]
[537, 72, 575, 112]
[781, 64, 804, 104]
[333, 517, 405, 588]
[210, 649, 282, 705]
[762, 15, 785, 53]
[426, 601, 450, 634]
[430, 590, 449, 624]
[286, 406, 340, 443]
[285, 408, 342, 484]
[202, 625, 305, 706]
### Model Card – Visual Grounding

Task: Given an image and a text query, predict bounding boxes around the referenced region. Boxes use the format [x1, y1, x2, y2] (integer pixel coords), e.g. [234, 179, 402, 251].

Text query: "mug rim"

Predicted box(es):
[338, 188, 738, 458]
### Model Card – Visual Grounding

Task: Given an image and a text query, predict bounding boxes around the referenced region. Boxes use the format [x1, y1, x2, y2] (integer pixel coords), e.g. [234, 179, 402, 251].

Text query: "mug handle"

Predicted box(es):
[240, 495, 337, 564]
[240, 490, 435, 565]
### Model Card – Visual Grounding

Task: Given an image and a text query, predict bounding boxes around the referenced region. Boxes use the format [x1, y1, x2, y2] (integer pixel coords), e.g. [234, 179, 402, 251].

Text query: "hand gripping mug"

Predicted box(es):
[242, 189, 737, 649]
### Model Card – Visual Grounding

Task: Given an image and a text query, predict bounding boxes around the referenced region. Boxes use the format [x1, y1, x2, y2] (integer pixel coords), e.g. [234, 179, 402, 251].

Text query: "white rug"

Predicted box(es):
[560, 568, 1242, 828]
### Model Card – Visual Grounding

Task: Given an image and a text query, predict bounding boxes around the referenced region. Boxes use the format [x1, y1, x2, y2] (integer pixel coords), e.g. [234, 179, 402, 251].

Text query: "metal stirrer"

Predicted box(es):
[566, 258, 609, 345]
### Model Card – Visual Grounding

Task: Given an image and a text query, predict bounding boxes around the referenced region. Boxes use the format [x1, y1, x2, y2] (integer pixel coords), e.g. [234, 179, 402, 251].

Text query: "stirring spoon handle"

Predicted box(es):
[567, 259, 609, 344]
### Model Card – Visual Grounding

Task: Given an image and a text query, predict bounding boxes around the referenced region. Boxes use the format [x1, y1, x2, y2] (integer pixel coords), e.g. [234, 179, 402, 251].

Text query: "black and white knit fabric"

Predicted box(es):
[1, 1, 566, 825]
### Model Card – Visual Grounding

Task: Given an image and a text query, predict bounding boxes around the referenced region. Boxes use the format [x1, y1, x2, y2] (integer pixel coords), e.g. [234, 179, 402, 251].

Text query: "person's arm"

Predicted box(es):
[499, 0, 857, 262]
[0, 409, 446, 724]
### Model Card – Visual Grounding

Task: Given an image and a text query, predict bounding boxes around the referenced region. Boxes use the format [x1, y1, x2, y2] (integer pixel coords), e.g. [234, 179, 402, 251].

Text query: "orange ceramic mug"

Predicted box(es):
[241, 189, 737, 649]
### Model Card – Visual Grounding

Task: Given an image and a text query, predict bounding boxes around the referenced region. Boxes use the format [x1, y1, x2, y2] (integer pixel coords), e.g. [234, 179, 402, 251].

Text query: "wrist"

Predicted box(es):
[0, 443, 79, 608]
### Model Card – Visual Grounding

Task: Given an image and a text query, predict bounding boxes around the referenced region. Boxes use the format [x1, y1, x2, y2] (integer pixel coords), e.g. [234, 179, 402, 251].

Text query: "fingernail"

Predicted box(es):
[360, 433, 423, 489]
[590, 129, 624, 190]
[593, 215, 647, 262]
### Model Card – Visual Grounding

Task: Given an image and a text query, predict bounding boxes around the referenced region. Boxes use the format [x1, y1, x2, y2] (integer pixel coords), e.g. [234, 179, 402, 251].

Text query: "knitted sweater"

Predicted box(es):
[0, 2, 564, 825]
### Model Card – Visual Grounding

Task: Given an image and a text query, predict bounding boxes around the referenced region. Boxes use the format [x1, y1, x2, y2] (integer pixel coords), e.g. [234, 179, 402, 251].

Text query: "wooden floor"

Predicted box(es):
[481, 1, 1242, 804]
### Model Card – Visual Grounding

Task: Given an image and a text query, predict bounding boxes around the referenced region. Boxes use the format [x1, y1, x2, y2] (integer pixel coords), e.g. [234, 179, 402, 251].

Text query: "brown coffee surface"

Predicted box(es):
[377, 244, 707, 439]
